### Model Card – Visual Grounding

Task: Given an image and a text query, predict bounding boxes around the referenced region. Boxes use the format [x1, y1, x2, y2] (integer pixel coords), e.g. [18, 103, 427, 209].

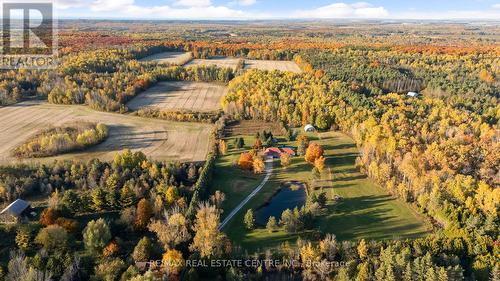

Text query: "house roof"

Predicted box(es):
[265, 147, 281, 154]
[407, 92, 419, 97]
[0, 199, 30, 217]
[281, 148, 295, 155]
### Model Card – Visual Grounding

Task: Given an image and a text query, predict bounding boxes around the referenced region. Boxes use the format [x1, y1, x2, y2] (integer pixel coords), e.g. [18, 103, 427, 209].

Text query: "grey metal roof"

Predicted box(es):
[0, 199, 30, 216]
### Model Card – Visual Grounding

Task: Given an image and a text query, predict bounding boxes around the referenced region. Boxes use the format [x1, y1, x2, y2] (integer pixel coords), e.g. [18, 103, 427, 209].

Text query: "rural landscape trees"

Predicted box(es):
[0, 19, 498, 281]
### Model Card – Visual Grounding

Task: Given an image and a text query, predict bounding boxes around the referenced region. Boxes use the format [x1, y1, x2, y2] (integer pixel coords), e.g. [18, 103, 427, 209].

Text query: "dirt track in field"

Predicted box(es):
[127, 81, 227, 112]
[139, 52, 193, 65]
[244, 60, 302, 73]
[0, 101, 212, 164]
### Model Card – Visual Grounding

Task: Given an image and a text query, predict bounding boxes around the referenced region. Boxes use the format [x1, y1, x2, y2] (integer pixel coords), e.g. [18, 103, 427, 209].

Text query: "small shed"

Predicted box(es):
[407, 92, 419, 97]
[304, 124, 315, 132]
[0, 199, 31, 223]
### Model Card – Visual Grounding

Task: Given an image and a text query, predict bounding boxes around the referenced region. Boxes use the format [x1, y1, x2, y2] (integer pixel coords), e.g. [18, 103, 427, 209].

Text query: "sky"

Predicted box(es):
[55, 0, 500, 20]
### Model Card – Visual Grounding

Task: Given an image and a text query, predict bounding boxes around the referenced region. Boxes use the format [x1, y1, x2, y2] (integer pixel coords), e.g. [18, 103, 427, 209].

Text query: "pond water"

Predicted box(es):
[255, 182, 307, 226]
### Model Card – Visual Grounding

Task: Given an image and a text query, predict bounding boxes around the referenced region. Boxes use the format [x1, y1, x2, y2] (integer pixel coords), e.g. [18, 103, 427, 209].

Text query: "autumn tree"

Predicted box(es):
[15, 226, 31, 251]
[266, 216, 277, 233]
[305, 142, 324, 164]
[149, 210, 191, 250]
[219, 139, 228, 155]
[297, 135, 309, 156]
[210, 190, 226, 208]
[134, 198, 152, 231]
[238, 152, 253, 170]
[244, 209, 255, 230]
[253, 157, 265, 174]
[162, 249, 184, 275]
[103, 240, 120, 258]
[357, 239, 368, 260]
[253, 139, 263, 150]
[35, 225, 69, 251]
[83, 218, 111, 255]
[280, 153, 291, 167]
[314, 156, 326, 172]
[40, 207, 59, 226]
[189, 202, 225, 258]
[132, 237, 153, 262]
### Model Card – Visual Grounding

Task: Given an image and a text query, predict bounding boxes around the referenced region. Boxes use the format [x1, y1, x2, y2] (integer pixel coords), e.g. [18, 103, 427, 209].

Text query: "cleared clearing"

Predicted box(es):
[186, 57, 241, 70]
[0, 101, 212, 164]
[127, 81, 228, 112]
[139, 52, 192, 65]
[244, 60, 302, 73]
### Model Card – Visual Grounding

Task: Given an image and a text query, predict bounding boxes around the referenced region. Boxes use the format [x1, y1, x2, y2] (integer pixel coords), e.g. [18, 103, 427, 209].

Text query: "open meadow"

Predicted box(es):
[244, 60, 302, 73]
[139, 51, 192, 65]
[0, 101, 212, 164]
[126, 81, 227, 112]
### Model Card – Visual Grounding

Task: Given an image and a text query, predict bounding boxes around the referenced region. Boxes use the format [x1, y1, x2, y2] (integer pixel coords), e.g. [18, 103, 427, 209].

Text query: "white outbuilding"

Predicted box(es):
[304, 124, 315, 132]
[407, 92, 419, 97]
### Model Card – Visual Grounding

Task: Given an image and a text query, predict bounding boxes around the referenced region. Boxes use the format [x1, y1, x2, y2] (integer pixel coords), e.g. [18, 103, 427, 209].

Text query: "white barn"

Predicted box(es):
[407, 92, 419, 97]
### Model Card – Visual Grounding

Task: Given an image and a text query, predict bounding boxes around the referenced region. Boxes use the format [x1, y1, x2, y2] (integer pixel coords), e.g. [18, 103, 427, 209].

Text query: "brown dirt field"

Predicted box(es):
[126, 81, 228, 112]
[0, 101, 212, 164]
[244, 60, 302, 73]
[139, 52, 193, 65]
[186, 57, 241, 70]
[225, 120, 284, 137]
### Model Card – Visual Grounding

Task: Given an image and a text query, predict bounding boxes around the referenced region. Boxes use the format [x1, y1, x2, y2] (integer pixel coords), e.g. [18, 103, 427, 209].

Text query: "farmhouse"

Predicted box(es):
[264, 147, 296, 158]
[0, 199, 32, 223]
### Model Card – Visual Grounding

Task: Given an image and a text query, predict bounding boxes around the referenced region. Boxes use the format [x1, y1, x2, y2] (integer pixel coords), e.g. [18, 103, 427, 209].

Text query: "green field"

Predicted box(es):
[210, 131, 430, 251]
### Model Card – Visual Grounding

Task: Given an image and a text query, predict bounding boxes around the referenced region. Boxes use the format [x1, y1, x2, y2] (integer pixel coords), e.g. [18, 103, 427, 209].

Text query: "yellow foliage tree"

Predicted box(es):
[305, 142, 324, 164]
[253, 157, 265, 174]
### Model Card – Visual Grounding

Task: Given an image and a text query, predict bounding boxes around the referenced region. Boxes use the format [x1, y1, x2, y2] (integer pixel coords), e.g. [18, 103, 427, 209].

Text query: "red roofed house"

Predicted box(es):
[264, 147, 296, 158]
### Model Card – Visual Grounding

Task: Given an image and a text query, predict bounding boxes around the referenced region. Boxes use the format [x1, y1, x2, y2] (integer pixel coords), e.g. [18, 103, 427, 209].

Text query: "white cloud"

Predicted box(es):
[492, 3, 500, 9]
[393, 9, 500, 20]
[56, 0, 252, 19]
[56, 0, 89, 9]
[232, 0, 257, 6]
[173, 0, 212, 8]
[293, 2, 389, 19]
[91, 0, 134, 12]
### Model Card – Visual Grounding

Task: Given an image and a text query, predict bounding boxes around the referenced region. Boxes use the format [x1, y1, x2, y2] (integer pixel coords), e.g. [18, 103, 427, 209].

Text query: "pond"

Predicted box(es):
[255, 182, 307, 226]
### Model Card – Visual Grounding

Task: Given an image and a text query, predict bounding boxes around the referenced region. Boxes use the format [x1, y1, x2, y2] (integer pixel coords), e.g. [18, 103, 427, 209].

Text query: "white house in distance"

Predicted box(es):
[304, 124, 315, 132]
[407, 91, 419, 97]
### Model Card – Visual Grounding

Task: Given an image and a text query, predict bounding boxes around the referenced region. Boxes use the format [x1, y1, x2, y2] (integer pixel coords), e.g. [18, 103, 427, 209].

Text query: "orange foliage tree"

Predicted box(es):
[238, 152, 254, 171]
[40, 208, 59, 227]
[134, 198, 152, 231]
[305, 143, 324, 164]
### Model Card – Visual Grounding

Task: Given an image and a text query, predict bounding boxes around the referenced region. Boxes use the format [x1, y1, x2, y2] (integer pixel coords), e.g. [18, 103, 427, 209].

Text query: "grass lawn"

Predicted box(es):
[211, 130, 430, 252]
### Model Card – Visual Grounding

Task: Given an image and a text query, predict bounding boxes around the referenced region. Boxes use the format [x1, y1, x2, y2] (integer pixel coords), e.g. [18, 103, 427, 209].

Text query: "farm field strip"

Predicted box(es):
[186, 57, 241, 70]
[126, 81, 227, 112]
[0, 101, 212, 164]
[139, 51, 193, 65]
[244, 60, 302, 73]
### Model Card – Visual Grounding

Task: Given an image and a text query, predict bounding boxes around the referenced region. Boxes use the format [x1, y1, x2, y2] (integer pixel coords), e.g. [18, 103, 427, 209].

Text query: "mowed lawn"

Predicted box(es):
[211, 131, 430, 252]
[316, 131, 430, 241]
